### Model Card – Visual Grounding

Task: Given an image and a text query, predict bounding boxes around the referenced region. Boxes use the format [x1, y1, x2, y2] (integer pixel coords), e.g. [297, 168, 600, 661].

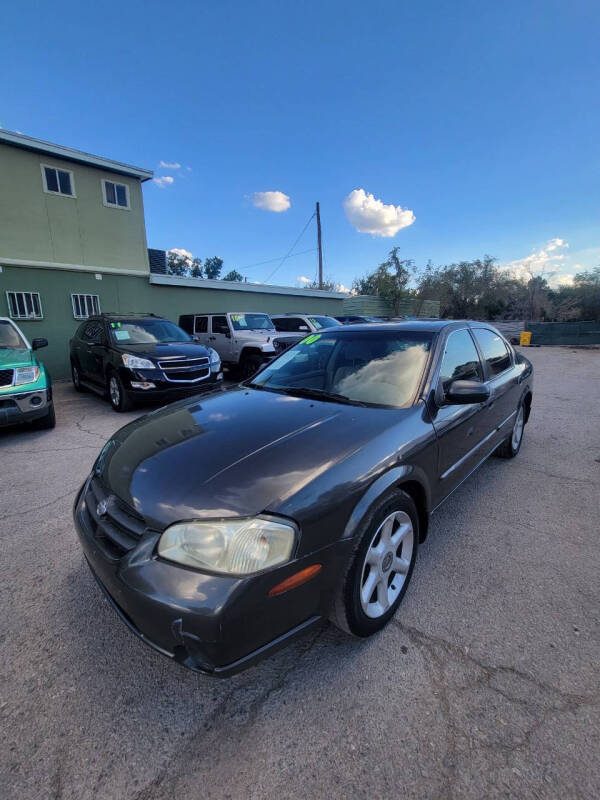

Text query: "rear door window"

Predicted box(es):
[83, 321, 105, 344]
[211, 316, 229, 334]
[473, 329, 512, 377]
[194, 316, 208, 333]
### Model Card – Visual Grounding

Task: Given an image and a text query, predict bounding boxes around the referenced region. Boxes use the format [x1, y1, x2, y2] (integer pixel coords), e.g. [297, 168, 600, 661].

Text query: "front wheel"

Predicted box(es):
[71, 361, 85, 392]
[330, 490, 419, 637]
[32, 403, 56, 430]
[240, 354, 263, 380]
[108, 373, 134, 412]
[495, 402, 525, 459]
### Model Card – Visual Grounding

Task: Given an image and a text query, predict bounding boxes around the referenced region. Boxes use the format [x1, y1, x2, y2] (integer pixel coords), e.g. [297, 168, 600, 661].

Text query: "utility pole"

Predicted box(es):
[316, 201, 323, 289]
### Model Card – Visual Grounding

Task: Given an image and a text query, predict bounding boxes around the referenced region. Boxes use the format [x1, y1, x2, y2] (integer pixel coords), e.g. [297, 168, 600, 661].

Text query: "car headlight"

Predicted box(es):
[208, 347, 221, 372]
[14, 366, 40, 385]
[122, 353, 155, 370]
[158, 517, 295, 575]
[260, 343, 276, 353]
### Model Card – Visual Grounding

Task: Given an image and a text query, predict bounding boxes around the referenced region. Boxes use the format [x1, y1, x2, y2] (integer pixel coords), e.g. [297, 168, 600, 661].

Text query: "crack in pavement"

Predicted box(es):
[131, 626, 326, 800]
[1, 485, 81, 520]
[393, 620, 599, 797]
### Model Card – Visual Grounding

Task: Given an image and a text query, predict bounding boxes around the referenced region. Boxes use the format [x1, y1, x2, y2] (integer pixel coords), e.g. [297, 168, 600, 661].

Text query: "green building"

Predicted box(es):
[0, 130, 344, 378]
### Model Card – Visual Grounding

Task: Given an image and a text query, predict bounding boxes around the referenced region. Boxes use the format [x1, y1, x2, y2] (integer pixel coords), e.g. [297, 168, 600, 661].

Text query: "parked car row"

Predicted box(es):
[1, 308, 359, 428]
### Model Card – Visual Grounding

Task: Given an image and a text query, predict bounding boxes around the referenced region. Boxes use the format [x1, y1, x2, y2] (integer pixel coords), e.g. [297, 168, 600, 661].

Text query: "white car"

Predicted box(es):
[271, 313, 342, 334]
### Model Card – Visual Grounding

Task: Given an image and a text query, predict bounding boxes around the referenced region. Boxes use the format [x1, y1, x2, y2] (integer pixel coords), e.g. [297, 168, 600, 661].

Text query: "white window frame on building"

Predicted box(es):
[71, 293, 101, 320]
[41, 164, 76, 197]
[101, 179, 130, 210]
[6, 291, 44, 320]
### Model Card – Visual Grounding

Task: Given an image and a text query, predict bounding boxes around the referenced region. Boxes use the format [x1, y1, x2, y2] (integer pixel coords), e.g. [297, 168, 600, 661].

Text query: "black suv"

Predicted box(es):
[69, 313, 222, 411]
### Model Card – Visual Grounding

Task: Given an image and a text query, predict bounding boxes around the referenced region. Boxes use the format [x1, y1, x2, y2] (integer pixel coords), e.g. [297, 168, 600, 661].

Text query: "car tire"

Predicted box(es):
[32, 403, 56, 430]
[71, 361, 85, 392]
[495, 400, 525, 459]
[240, 354, 262, 380]
[108, 372, 134, 412]
[330, 489, 419, 637]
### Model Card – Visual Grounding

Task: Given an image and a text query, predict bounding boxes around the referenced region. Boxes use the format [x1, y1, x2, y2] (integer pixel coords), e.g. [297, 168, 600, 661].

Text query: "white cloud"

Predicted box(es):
[252, 191, 291, 213]
[168, 248, 194, 265]
[344, 188, 415, 237]
[337, 284, 352, 294]
[153, 176, 174, 188]
[549, 273, 575, 288]
[297, 276, 311, 284]
[159, 160, 181, 169]
[503, 238, 570, 282]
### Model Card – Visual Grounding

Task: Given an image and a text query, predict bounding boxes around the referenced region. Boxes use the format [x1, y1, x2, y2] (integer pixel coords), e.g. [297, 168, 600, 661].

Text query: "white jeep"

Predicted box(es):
[178, 312, 303, 379]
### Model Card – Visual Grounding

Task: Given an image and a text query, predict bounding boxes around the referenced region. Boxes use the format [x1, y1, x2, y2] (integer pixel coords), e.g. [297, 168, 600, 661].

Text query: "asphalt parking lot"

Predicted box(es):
[1, 347, 599, 800]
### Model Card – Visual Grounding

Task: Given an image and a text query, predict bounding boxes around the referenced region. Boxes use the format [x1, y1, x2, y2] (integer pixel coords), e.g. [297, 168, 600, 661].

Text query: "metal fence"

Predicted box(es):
[526, 321, 600, 345]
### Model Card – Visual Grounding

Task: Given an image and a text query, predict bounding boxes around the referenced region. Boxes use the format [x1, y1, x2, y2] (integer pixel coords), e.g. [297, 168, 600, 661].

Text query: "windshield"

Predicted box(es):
[108, 319, 192, 345]
[308, 316, 341, 329]
[0, 320, 27, 349]
[250, 330, 433, 408]
[230, 313, 275, 331]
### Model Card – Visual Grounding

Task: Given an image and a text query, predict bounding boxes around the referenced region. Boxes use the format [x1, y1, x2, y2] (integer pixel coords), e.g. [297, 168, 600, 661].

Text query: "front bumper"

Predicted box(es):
[120, 367, 222, 402]
[0, 388, 51, 427]
[73, 477, 351, 676]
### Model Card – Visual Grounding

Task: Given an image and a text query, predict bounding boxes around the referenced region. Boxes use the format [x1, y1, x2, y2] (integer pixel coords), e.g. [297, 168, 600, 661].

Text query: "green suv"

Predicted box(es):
[0, 317, 55, 430]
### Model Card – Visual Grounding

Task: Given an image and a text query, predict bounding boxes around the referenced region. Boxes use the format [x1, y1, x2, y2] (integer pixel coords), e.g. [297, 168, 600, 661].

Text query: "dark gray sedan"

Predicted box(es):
[73, 321, 533, 675]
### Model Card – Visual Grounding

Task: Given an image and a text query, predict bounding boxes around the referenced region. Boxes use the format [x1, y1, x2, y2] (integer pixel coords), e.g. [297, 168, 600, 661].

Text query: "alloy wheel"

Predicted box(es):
[109, 376, 120, 408]
[72, 365, 80, 388]
[359, 510, 414, 619]
[512, 406, 524, 450]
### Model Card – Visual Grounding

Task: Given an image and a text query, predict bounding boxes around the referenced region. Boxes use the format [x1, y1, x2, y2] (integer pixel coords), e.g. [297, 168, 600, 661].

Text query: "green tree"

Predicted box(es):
[302, 275, 344, 292]
[222, 269, 245, 282]
[203, 257, 223, 280]
[167, 251, 191, 277]
[352, 247, 413, 314]
[190, 258, 203, 279]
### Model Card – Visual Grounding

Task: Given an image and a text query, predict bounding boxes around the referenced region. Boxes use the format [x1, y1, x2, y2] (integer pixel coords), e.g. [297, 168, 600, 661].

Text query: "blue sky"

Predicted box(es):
[1, 0, 598, 289]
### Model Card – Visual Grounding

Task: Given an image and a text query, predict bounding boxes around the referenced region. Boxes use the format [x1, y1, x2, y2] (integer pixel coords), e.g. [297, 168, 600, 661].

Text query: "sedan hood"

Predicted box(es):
[98, 387, 400, 527]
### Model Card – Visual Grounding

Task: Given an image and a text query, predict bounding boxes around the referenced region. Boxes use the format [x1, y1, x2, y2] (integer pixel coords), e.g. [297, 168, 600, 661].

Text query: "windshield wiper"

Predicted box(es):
[273, 386, 367, 406]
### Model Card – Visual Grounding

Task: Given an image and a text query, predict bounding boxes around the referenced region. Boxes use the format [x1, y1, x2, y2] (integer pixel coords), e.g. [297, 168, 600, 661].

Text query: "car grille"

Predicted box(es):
[0, 369, 14, 387]
[273, 338, 295, 352]
[83, 476, 147, 559]
[157, 357, 211, 383]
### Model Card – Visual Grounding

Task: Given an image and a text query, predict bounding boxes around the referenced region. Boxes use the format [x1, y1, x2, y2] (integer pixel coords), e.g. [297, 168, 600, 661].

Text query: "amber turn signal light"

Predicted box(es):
[268, 564, 322, 596]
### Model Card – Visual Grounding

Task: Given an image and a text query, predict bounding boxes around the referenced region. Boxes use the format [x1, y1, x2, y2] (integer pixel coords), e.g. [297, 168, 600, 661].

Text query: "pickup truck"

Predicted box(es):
[0, 317, 55, 429]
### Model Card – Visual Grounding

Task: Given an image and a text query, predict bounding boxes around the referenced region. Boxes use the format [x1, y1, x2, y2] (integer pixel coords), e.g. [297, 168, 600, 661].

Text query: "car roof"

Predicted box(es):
[185, 311, 271, 316]
[335, 319, 495, 334]
[272, 312, 336, 317]
[91, 312, 166, 319]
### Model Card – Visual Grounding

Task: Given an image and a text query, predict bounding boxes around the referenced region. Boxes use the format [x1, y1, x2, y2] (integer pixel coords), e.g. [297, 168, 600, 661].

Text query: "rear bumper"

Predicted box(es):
[73, 477, 351, 676]
[0, 388, 51, 427]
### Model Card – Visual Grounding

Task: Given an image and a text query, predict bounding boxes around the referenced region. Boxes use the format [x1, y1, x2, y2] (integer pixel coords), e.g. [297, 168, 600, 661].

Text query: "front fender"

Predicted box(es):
[342, 464, 431, 542]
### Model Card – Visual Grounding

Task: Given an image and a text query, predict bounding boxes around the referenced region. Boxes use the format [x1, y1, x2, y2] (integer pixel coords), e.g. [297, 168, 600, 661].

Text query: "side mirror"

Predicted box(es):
[32, 337, 48, 350]
[445, 379, 489, 404]
[224, 331, 231, 339]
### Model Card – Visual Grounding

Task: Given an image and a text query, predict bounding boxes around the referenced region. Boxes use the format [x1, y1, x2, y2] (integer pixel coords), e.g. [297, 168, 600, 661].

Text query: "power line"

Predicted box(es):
[234, 247, 316, 273]
[263, 212, 316, 283]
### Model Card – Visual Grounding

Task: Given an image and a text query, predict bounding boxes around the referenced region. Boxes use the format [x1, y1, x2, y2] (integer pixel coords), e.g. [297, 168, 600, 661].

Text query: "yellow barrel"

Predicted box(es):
[520, 331, 532, 346]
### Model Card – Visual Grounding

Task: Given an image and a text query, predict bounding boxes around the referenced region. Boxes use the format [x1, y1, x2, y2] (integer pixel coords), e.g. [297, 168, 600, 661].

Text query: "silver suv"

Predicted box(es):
[178, 312, 303, 378]
[271, 313, 342, 334]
